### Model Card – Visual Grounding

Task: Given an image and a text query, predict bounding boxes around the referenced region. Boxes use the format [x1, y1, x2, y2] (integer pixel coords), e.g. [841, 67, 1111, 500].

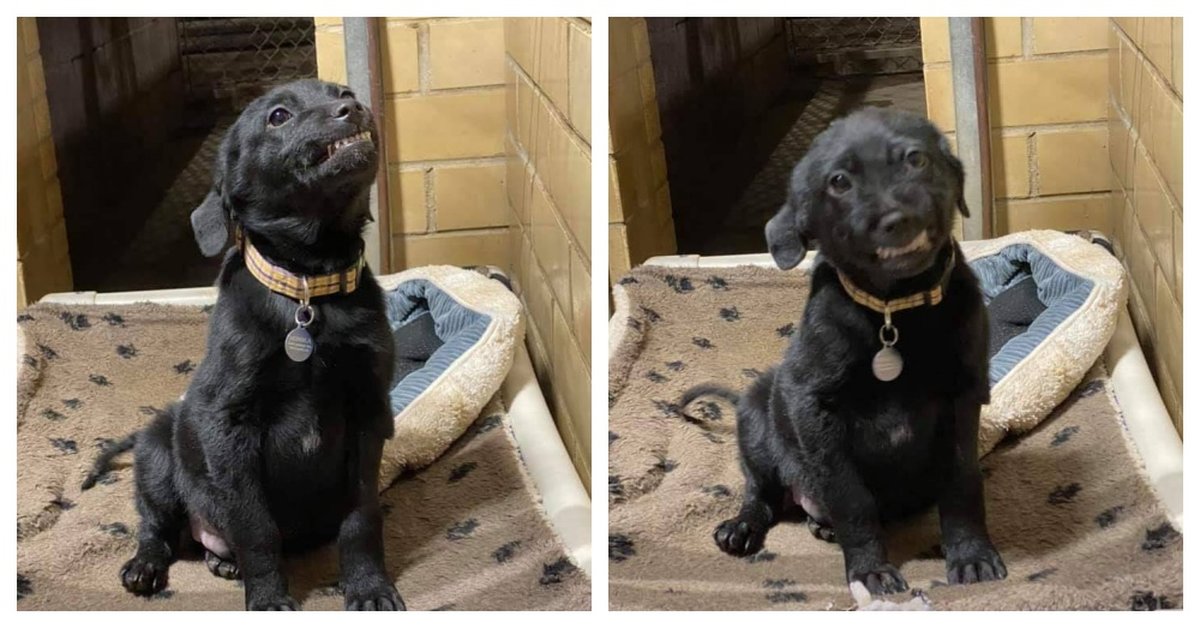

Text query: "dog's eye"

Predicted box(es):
[340, 89, 356, 100]
[828, 173, 852, 194]
[905, 149, 929, 169]
[267, 107, 293, 127]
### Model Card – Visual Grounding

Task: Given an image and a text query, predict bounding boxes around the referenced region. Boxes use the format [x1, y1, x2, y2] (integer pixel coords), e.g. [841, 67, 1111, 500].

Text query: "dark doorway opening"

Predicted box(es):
[38, 17, 318, 292]
[648, 17, 926, 257]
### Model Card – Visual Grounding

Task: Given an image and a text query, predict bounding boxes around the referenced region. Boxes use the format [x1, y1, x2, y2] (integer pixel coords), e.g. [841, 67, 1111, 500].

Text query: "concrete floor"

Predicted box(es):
[686, 72, 927, 256]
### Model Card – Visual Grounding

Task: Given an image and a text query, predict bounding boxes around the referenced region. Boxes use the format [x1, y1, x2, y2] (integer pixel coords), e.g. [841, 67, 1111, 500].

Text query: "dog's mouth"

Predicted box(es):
[875, 230, 931, 260]
[315, 129, 375, 167]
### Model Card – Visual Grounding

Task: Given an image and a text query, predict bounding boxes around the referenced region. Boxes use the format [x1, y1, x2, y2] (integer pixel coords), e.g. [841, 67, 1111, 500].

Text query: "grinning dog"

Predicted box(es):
[83, 79, 403, 611]
[683, 107, 1006, 595]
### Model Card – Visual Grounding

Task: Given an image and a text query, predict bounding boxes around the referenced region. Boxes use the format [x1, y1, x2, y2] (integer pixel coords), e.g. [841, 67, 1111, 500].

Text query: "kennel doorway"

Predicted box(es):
[36, 17, 318, 292]
[646, 17, 927, 257]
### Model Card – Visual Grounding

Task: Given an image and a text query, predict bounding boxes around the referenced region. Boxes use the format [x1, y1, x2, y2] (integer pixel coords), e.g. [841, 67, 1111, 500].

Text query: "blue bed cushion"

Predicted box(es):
[383, 279, 492, 414]
[969, 244, 1095, 386]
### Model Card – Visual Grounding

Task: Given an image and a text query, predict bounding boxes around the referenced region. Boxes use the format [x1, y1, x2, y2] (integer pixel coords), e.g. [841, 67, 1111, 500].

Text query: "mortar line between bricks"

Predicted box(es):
[507, 53, 592, 152]
[393, 155, 506, 170]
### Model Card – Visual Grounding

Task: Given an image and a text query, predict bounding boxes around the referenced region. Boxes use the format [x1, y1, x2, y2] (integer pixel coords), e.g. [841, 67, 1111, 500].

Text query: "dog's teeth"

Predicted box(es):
[877, 231, 931, 259]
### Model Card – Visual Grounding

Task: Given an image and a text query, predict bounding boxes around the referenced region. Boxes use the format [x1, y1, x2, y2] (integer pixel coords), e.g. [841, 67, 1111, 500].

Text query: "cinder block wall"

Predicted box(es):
[16, 18, 72, 307]
[1107, 18, 1183, 433]
[315, 17, 593, 483]
[316, 18, 510, 271]
[505, 17, 593, 487]
[609, 17, 675, 280]
[920, 18, 1112, 234]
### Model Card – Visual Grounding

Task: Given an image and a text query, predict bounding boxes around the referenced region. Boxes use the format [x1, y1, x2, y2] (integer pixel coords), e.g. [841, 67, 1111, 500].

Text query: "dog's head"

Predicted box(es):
[190, 79, 380, 256]
[765, 107, 966, 283]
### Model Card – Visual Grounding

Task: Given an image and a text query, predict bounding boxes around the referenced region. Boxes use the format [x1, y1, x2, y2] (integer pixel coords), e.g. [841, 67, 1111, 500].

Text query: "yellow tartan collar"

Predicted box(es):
[835, 247, 956, 316]
[236, 227, 364, 301]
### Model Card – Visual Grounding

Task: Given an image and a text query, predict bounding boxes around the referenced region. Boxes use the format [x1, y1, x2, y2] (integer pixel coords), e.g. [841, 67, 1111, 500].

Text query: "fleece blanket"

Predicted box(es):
[16, 303, 589, 610]
[608, 265, 1181, 611]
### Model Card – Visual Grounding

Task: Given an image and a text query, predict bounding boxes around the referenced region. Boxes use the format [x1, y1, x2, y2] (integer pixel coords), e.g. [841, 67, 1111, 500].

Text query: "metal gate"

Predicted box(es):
[784, 17, 923, 76]
[178, 17, 318, 111]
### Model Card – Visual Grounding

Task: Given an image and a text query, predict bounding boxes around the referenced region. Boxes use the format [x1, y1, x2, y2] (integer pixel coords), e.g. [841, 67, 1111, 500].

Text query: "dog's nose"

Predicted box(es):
[332, 100, 365, 120]
[879, 211, 911, 235]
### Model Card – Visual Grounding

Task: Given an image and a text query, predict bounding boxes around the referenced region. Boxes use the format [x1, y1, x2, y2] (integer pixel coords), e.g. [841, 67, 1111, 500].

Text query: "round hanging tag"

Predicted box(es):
[872, 346, 903, 381]
[285, 326, 314, 362]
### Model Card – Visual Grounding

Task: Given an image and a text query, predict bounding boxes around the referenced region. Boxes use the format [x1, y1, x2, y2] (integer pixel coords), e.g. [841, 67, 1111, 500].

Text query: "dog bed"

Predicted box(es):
[607, 263, 1180, 610]
[15, 301, 588, 610]
[375, 265, 524, 482]
[966, 230, 1127, 454]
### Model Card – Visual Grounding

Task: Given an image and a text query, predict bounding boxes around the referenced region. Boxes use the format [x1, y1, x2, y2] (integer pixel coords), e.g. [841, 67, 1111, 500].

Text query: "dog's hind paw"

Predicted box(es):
[848, 564, 908, 595]
[344, 582, 406, 611]
[713, 518, 766, 556]
[120, 556, 169, 597]
[807, 519, 837, 543]
[204, 550, 241, 580]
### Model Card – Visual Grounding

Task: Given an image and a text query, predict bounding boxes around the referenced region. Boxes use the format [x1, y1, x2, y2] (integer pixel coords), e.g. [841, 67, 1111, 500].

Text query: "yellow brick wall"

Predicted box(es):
[608, 17, 676, 280]
[1107, 18, 1183, 433]
[16, 17, 72, 308]
[316, 18, 509, 272]
[920, 18, 1112, 235]
[505, 18, 593, 488]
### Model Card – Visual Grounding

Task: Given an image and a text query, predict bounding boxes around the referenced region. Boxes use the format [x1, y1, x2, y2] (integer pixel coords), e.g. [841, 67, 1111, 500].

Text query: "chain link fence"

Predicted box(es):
[784, 17, 923, 76]
[178, 17, 318, 112]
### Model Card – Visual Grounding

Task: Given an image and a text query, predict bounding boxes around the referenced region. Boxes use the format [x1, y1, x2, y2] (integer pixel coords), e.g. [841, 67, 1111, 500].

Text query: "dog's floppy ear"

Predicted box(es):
[191, 137, 232, 257]
[190, 188, 230, 257]
[938, 135, 970, 218]
[765, 197, 811, 270]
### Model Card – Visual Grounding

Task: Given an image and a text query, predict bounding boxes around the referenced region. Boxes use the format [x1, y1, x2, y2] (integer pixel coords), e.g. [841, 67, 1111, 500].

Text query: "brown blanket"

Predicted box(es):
[608, 265, 1181, 611]
[17, 303, 589, 610]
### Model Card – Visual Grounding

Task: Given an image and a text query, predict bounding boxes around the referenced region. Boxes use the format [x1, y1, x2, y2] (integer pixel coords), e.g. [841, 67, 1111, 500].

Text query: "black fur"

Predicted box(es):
[702, 108, 1005, 594]
[81, 434, 136, 490]
[83, 79, 404, 611]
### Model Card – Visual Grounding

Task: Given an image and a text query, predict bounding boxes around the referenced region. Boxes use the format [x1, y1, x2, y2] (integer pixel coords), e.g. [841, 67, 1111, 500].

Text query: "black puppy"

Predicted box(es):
[684, 107, 1005, 594]
[83, 79, 403, 611]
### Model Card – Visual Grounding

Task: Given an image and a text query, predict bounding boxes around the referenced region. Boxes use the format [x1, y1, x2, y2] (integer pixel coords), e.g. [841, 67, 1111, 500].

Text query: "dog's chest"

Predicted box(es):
[843, 375, 948, 458]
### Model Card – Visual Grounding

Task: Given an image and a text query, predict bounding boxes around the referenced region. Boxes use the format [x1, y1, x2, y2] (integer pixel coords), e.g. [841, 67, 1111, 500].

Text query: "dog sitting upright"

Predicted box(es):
[684, 108, 1006, 595]
[82, 79, 403, 610]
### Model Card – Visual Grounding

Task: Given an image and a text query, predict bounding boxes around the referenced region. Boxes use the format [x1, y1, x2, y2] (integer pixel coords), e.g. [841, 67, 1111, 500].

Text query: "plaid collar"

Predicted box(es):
[236, 226, 364, 301]
[836, 246, 956, 315]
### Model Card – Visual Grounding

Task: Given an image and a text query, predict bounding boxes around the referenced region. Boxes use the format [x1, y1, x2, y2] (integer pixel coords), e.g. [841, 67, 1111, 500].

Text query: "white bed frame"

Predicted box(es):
[23, 283, 593, 576]
[639, 252, 1183, 527]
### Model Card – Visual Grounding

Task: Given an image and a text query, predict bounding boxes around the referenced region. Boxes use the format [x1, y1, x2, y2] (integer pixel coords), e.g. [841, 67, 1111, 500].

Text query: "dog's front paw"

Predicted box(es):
[847, 563, 908, 595]
[945, 543, 1007, 585]
[713, 517, 766, 556]
[344, 581, 406, 611]
[247, 594, 300, 611]
[120, 556, 169, 596]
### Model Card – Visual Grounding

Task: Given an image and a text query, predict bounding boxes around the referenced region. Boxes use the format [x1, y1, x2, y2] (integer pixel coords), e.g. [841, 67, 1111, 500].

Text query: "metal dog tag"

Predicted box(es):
[872, 346, 903, 381]
[285, 326, 314, 362]
[873, 314, 902, 381]
[286, 301, 315, 362]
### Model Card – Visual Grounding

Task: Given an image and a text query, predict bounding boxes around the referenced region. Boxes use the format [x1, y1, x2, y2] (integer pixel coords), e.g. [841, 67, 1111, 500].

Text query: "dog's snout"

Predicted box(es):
[332, 100, 365, 120]
[878, 211, 910, 235]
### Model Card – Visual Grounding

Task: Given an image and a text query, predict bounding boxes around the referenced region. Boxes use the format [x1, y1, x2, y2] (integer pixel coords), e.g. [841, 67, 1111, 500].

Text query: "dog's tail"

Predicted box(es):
[81, 433, 137, 490]
[678, 383, 741, 427]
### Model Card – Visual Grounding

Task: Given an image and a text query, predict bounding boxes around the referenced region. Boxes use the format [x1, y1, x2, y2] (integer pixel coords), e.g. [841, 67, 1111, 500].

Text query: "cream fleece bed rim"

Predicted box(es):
[26, 281, 593, 577]
[612, 248, 1181, 528]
